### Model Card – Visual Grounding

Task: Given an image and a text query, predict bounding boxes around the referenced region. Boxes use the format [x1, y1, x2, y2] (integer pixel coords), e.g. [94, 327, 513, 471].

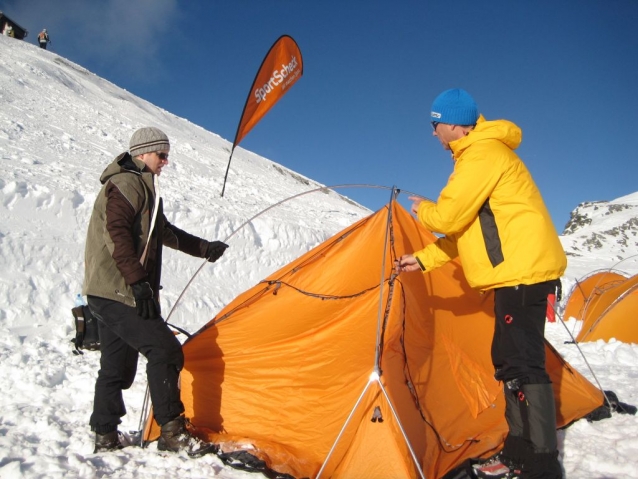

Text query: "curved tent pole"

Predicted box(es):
[139, 183, 431, 447]
[580, 282, 638, 342]
[578, 254, 638, 326]
[556, 252, 638, 409]
[564, 268, 630, 337]
[164, 184, 428, 325]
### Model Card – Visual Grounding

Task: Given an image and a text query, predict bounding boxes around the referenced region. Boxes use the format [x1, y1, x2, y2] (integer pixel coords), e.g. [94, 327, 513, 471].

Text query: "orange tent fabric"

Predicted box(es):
[576, 273, 638, 344]
[145, 201, 603, 478]
[563, 270, 627, 322]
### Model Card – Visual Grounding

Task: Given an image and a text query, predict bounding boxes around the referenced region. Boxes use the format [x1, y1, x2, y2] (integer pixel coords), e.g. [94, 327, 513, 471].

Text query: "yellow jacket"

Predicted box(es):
[413, 115, 566, 290]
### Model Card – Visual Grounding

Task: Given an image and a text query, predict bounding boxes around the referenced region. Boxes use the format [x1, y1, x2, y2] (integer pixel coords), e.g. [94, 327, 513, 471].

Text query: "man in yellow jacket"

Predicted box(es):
[397, 89, 565, 479]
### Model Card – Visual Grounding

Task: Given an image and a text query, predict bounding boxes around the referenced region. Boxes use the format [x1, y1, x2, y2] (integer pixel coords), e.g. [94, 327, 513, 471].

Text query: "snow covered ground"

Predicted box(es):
[1, 35, 637, 478]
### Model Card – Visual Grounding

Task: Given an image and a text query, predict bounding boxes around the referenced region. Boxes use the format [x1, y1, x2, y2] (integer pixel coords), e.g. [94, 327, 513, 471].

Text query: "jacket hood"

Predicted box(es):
[99, 152, 147, 184]
[450, 115, 522, 158]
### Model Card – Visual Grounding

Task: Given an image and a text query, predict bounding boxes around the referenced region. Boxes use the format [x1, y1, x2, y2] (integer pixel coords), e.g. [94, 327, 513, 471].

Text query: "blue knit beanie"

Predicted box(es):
[430, 89, 479, 126]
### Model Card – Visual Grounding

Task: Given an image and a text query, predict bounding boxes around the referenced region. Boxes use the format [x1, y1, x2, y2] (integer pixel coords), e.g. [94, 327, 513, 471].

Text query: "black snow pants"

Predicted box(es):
[87, 296, 185, 432]
[492, 280, 563, 479]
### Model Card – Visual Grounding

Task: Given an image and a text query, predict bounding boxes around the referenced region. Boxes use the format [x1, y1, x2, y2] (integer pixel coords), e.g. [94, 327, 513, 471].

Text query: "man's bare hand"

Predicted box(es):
[409, 196, 423, 215]
[395, 254, 422, 274]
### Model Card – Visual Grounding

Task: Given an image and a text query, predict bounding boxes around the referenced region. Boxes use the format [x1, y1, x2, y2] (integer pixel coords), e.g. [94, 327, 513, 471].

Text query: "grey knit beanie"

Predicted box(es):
[129, 127, 170, 157]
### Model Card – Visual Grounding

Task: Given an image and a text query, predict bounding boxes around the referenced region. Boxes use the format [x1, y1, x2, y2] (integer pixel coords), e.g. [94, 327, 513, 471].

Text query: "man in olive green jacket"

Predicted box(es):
[83, 127, 228, 456]
[397, 90, 565, 479]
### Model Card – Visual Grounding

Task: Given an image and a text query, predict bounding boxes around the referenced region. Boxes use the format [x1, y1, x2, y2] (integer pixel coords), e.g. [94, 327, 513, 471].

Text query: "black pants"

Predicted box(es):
[492, 281, 563, 478]
[492, 281, 555, 384]
[39, 43, 46, 49]
[87, 296, 185, 431]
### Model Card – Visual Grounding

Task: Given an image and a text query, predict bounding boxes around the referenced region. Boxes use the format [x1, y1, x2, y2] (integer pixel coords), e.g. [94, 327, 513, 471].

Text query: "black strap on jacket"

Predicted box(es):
[478, 199, 504, 267]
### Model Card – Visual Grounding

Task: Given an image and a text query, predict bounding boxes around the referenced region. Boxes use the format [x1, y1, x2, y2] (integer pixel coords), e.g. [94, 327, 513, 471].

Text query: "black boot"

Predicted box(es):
[94, 430, 124, 453]
[500, 434, 528, 474]
[157, 416, 217, 457]
[521, 451, 562, 479]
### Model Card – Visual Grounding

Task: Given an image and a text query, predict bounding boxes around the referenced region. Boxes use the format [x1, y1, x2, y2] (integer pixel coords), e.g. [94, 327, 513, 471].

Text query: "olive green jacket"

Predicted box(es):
[83, 152, 208, 307]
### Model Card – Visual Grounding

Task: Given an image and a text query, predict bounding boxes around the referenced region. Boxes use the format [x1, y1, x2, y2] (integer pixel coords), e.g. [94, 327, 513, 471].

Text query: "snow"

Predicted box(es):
[1, 35, 637, 478]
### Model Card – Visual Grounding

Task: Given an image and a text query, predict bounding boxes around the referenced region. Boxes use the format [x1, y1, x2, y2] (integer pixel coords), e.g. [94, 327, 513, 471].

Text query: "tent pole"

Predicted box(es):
[374, 186, 399, 374]
[318, 187, 427, 478]
[316, 376, 375, 479]
[138, 387, 152, 447]
[136, 185, 432, 448]
[165, 185, 428, 326]
[551, 303, 614, 408]
[375, 374, 426, 479]
[316, 372, 427, 479]
[369, 186, 426, 478]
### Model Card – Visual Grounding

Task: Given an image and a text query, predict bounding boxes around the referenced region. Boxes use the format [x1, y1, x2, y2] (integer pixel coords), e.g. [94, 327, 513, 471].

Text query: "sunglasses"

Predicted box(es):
[156, 152, 169, 160]
[431, 121, 440, 131]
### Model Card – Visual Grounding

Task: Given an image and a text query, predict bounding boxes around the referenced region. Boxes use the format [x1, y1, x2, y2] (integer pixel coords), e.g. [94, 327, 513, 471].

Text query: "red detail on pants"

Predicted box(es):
[546, 293, 556, 323]
[518, 391, 525, 401]
[504, 314, 513, 324]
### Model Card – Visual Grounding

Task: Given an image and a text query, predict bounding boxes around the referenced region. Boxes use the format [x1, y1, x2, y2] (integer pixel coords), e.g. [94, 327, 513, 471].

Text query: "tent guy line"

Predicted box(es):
[165, 183, 431, 326]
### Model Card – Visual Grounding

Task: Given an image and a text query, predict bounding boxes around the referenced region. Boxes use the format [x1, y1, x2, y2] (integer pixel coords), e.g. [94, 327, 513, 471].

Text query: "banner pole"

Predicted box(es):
[220, 147, 236, 197]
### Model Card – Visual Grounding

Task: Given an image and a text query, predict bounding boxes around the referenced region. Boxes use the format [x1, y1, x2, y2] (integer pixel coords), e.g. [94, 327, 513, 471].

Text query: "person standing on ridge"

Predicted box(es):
[38, 28, 50, 49]
[83, 126, 228, 456]
[395, 89, 565, 479]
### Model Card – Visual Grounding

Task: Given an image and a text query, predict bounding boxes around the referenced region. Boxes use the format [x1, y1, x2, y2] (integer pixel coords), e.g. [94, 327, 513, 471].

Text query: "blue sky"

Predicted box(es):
[4, 0, 637, 231]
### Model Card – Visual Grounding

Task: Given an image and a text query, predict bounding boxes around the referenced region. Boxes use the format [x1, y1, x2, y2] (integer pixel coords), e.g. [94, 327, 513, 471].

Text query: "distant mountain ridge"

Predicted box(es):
[560, 192, 638, 261]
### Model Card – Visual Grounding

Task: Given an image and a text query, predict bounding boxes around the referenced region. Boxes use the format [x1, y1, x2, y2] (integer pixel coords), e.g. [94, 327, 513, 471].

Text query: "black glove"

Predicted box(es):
[132, 281, 160, 319]
[206, 241, 228, 263]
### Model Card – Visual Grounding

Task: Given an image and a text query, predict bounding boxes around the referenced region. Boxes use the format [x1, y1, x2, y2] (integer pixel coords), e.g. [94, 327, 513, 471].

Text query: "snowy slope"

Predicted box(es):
[1, 35, 637, 479]
[0, 35, 369, 337]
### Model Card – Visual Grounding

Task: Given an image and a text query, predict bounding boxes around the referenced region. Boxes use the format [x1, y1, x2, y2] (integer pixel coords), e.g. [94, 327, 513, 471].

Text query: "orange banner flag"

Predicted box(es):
[221, 35, 303, 197]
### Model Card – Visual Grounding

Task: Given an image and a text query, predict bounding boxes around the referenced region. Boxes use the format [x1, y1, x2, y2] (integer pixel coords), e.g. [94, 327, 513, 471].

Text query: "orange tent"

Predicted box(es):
[145, 201, 603, 478]
[563, 270, 627, 322]
[576, 273, 638, 344]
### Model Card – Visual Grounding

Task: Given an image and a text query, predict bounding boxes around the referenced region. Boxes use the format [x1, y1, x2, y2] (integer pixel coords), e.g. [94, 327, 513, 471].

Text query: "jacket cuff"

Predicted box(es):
[415, 256, 426, 272]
